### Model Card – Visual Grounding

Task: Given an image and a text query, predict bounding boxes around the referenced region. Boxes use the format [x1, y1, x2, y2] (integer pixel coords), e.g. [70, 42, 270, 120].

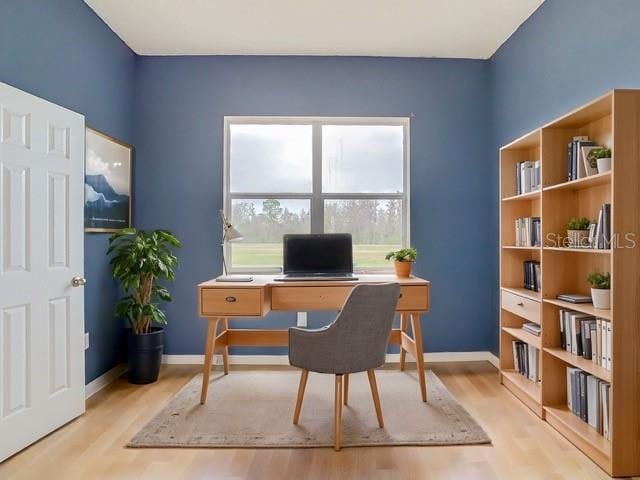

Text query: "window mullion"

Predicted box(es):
[311, 122, 324, 234]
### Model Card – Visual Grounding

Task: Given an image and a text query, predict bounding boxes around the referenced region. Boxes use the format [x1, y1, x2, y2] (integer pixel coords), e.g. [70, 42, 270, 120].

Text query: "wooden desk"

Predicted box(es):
[197, 275, 431, 404]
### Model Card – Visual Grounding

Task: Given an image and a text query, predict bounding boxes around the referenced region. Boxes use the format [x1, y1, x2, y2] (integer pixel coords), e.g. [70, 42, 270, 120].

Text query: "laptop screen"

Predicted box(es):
[283, 234, 353, 274]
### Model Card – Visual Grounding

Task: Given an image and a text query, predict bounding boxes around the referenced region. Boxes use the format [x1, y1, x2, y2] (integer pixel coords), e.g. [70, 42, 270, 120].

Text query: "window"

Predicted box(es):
[224, 117, 409, 273]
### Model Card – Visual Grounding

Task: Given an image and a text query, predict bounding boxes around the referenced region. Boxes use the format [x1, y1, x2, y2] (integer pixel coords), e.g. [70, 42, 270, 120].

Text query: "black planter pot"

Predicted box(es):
[127, 328, 164, 384]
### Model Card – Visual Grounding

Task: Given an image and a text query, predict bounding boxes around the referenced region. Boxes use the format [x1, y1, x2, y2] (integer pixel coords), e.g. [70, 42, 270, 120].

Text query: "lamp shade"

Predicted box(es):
[224, 225, 244, 242]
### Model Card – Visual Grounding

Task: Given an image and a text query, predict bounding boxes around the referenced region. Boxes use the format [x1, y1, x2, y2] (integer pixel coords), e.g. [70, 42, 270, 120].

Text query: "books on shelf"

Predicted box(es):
[567, 136, 596, 181]
[514, 217, 541, 247]
[512, 341, 540, 382]
[522, 322, 541, 336]
[523, 260, 541, 292]
[556, 293, 592, 304]
[566, 366, 611, 439]
[515, 160, 541, 195]
[559, 309, 612, 371]
[591, 203, 611, 249]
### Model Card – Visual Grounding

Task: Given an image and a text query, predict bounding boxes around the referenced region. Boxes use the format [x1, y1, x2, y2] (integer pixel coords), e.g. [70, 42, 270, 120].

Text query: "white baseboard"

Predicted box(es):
[85, 363, 127, 399]
[163, 351, 500, 368]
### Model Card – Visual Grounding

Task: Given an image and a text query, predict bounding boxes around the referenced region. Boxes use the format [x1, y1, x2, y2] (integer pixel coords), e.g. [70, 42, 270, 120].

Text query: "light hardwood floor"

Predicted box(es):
[0, 362, 620, 480]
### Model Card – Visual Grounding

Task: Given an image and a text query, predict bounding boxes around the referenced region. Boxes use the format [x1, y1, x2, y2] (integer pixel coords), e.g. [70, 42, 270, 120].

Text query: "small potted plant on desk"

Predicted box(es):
[567, 217, 591, 248]
[108, 228, 181, 384]
[589, 147, 612, 174]
[385, 247, 418, 278]
[587, 271, 611, 310]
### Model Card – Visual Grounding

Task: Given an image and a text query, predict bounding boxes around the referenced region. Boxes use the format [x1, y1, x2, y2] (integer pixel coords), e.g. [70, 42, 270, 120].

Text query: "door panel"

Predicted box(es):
[0, 82, 85, 462]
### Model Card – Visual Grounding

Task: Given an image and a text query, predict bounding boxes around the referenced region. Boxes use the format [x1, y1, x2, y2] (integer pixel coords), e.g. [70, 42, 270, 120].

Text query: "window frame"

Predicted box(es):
[223, 116, 411, 274]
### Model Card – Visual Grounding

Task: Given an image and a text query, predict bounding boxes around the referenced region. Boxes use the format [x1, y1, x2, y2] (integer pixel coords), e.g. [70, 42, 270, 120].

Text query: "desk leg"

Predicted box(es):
[221, 318, 230, 375]
[200, 317, 220, 404]
[410, 313, 428, 402]
[399, 313, 409, 371]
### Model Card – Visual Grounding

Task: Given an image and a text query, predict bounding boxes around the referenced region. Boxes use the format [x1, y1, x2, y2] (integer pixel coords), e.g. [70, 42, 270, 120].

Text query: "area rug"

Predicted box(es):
[128, 369, 490, 449]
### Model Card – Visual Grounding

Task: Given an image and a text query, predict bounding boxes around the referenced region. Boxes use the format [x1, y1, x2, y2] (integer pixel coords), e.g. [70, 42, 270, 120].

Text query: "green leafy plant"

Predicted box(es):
[587, 271, 610, 289]
[108, 228, 181, 335]
[589, 147, 611, 161]
[567, 217, 591, 231]
[385, 247, 418, 263]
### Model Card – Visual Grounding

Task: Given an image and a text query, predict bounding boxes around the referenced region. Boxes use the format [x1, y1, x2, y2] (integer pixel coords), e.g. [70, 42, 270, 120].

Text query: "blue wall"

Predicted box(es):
[488, 0, 640, 352]
[0, 0, 136, 382]
[133, 56, 494, 355]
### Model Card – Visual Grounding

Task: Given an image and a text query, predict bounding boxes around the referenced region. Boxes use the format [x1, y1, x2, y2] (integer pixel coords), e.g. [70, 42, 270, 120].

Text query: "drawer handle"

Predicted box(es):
[399, 293, 403, 299]
[516, 302, 524, 307]
[225, 296, 237, 303]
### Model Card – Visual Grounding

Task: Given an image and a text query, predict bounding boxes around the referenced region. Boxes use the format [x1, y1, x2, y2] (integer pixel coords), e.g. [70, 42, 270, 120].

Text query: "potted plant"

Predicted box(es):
[108, 228, 181, 384]
[587, 271, 611, 310]
[385, 247, 418, 277]
[566, 217, 591, 248]
[588, 147, 612, 174]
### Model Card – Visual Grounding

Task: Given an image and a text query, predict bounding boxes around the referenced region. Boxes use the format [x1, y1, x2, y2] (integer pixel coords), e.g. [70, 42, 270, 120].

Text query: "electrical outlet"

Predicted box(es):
[84, 332, 90, 350]
[297, 312, 307, 327]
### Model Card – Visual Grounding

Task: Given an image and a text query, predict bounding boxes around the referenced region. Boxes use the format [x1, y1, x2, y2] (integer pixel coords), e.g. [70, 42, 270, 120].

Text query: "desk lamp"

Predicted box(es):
[216, 210, 253, 282]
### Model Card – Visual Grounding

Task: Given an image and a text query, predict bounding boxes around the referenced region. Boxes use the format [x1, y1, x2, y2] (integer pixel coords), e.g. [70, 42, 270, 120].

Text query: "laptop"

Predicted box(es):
[274, 233, 358, 281]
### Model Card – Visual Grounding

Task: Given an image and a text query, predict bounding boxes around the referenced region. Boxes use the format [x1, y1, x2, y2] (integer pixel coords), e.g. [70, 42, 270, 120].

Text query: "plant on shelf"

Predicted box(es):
[587, 271, 611, 310]
[385, 247, 418, 278]
[588, 147, 612, 174]
[566, 217, 591, 248]
[108, 228, 182, 384]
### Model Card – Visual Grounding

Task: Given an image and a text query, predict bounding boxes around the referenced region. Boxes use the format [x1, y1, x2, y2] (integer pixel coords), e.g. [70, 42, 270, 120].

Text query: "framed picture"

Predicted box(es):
[84, 127, 132, 232]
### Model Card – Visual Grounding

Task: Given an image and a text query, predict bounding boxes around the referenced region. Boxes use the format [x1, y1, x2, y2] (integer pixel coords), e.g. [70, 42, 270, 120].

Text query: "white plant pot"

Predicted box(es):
[591, 288, 611, 310]
[596, 157, 612, 174]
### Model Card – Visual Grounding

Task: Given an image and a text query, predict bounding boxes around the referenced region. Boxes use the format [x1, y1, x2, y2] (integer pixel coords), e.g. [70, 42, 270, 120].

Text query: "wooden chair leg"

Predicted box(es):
[343, 373, 349, 405]
[399, 313, 409, 371]
[334, 374, 343, 451]
[221, 318, 230, 375]
[200, 318, 219, 404]
[293, 369, 309, 425]
[367, 369, 384, 428]
[410, 313, 428, 402]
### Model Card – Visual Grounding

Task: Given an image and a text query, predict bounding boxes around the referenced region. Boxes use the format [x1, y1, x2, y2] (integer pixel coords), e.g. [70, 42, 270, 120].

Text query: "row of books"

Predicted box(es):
[514, 217, 541, 247]
[567, 367, 611, 439]
[523, 260, 541, 292]
[591, 203, 611, 249]
[559, 310, 612, 370]
[567, 136, 597, 181]
[512, 341, 540, 382]
[515, 160, 541, 194]
[522, 322, 541, 336]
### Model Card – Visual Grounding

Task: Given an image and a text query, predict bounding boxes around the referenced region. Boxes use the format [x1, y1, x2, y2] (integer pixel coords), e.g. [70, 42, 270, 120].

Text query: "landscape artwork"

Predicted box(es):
[84, 128, 132, 232]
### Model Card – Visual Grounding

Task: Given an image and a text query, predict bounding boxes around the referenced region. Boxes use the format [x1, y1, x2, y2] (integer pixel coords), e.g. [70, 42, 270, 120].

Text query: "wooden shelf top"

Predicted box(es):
[501, 190, 540, 202]
[543, 91, 612, 129]
[543, 247, 611, 254]
[543, 171, 611, 192]
[500, 128, 540, 151]
[501, 370, 541, 403]
[502, 327, 541, 349]
[501, 287, 540, 302]
[544, 405, 611, 459]
[544, 348, 612, 383]
[503, 245, 541, 251]
[543, 298, 612, 321]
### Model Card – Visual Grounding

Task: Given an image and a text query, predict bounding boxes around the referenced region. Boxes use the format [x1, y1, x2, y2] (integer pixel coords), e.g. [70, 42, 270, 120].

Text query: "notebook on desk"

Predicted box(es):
[274, 233, 359, 282]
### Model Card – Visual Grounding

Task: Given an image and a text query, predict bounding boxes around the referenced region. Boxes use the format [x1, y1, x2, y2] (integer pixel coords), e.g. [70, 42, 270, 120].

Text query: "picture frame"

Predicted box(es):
[84, 127, 133, 232]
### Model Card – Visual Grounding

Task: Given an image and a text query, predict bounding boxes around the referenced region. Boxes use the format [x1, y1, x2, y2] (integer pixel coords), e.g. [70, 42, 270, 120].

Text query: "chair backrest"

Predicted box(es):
[327, 282, 400, 373]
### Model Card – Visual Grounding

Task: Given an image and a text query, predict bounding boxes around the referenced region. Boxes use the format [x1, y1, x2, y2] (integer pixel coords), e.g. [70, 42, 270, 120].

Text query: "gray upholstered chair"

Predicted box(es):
[288, 282, 400, 451]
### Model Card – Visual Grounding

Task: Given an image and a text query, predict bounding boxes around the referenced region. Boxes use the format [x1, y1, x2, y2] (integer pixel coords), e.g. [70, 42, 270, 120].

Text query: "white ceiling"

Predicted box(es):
[84, 0, 544, 59]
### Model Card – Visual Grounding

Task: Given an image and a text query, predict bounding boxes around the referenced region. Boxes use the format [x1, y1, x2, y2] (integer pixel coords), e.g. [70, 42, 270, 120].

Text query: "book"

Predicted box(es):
[601, 320, 608, 368]
[522, 322, 541, 336]
[606, 321, 613, 370]
[575, 140, 596, 179]
[587, 375, 601, 431]
[595, 207, 604, 249]
[595, 318, 602, 366]
[559, 310, 566, 349]
[589, 322, 598, 362]
[556, 294, 592, 304]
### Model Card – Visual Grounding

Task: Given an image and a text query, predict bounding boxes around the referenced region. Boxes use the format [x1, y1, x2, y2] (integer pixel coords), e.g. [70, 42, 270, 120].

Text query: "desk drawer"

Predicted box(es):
[501, 290, 540, 323]
[271, 285, 429, 311]
[201, 288, 263, 316]
[397, 286, 429, 311]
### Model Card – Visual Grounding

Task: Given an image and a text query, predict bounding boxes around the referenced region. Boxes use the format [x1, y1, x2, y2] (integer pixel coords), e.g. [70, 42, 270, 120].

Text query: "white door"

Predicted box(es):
[0, 82, 85, 462]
